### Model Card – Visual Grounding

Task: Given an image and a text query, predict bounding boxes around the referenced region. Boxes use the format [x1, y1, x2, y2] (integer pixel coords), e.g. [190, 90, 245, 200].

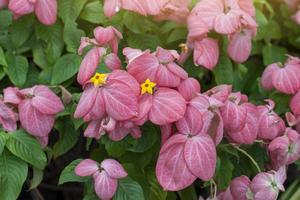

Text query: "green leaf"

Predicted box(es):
[213, 55, 234, 85]
[215, 153, 234, 190]
[178, 186, 197, 200]
[129, 123, 159, 153]
[101, 136, 137, 157]
[80, 1, 107, 24]
[51, 54, 81, 85]
[58, 0, 88, 22]
[4, 54, 29, 87]
[123, 12, 157, 34]
[10, 15, 34, 48]
[0, 149, 28, 200]
[63, 22, 85, 53]
[0, 10, 13, 30]
[113, 177, 145, 200]
[32, 41, 51, 69]
[0, 47, 7, 67]
[6, 130, 47, 169]
[53, 117, 80, 158]
[0, 132, 8, 155]
[59, 159, 87, 185]
[167, 28, 188, 44]
[127, 33, 161, 51]
[35, 22, 64, 63]
[29, 167, 44, 190]
[262, 44, 287, 66]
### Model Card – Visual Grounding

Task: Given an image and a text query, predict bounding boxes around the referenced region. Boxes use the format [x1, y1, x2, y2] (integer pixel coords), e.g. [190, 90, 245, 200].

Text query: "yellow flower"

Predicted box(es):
[141, 79, 156, 95]
[90, 73, 108, 87]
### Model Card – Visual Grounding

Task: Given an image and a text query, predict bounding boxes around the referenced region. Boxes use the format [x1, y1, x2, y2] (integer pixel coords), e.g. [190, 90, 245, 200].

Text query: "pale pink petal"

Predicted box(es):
[77, 47, 105, 86]
[31, 85, 64, 115]
[0, 101, 17, 132]
[102, 83, 138, 121]
[108, 124, 131, 141]
[19, 99, 55, 138]
[177, 78, 201, 101]
[230, 176, 251, 200]
[155, 64, 181, 87]
[290, 90, 300, 115]
[75, 159, 99, 177]
[214, 10, 241, 34]
[156, 143, 196, 191]
[101, 159, 127, 179]
[74, 85, 99, 119]
[103, 0, 121, 18]
[107, 70, 140, 97]
[0, 0, 8, 8]
[205, 84, 232, 103]
[272, 64, 300, 94]
[122, 0, 148, 16]
[127, 51, 159, 83]
[187, 15, 209, 41]
[87, 91, 106, 120]
[159, 133, 187, 154]
[221, 101, 248, 132]
[35, 0, 57, 25]
[104, 53, 121, 70]
[84, 120, 103, 139]
[227, 29, 252, 63]
[166, 62, 188, 80]
[8, 0, 34, 15]
[191, 0, 223, 29]
[183, 134, 216, 180]
[193, 38, 219, 70]
[261, 63, 281, 91]
[3, 87, 21, 105]
[176, 105, 203, 135]
[123, 47, 143, 63]
[238, 0, 255, 16]
[149, 88, 186, 125]
[93, 171, 118, 200]
[133, 95, 153, 125]
[160, 123, 174, 145]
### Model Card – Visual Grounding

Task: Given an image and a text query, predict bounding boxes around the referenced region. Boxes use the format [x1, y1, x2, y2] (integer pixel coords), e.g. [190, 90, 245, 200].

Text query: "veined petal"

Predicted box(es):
[35, 0, 57, 25]
[75, 159, 99, 177]
[101, 159, 127, 179]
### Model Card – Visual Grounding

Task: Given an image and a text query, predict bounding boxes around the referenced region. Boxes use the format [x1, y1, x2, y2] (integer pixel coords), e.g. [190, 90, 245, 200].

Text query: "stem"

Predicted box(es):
[210, 179, 217, 199]
[232, 145, 262, 173]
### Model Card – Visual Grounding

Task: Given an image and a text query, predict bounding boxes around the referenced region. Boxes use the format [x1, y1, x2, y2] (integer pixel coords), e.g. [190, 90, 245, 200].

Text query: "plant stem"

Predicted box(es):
[232, 145, 262, 173]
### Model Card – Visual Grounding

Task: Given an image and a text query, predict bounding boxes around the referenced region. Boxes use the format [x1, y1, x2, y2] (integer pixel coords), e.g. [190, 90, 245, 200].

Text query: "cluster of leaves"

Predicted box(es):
[0, 0, 300, 200]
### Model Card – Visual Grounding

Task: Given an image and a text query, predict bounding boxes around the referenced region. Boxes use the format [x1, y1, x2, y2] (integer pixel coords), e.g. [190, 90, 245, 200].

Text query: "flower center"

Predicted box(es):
[141, 79, 156, 95]
[90, 73, 108, 87]
[179, 43, 189, 53]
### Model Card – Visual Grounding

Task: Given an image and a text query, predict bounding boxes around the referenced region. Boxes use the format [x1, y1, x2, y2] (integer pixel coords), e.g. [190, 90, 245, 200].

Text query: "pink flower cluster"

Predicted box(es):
[103, 0, 191, 24]
[217, 167, 286, 200]
[186, 0, 257, 70]
[0, 0, 57, 25]
[0, 85, 64, 146]
[74, 25, 300, 195]
[75, 159, 127, 200]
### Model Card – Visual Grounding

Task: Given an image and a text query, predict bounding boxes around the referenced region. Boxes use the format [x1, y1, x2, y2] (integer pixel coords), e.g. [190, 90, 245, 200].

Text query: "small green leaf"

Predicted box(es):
[113, 177, 145, 200]
[51, 54, 81, 85]
[127, 33, 161, 51]
[63, 22, 85, 53]
[101, 136, 137, 157]
[0, 149, 28, 200]
[0, 10, 13, 30]
[58, 0, 88, 22]
[0, 132, 8, 155]
[6, 130, 47, 169]
[10, 15, 34, 48]
[80, 1, 107, 24]
[53, 116, 80, 158]
[262, 44, 287, 66]
[59, 159, 87, 185]
[29, 167, 44, 190]
[213, 55, 234, 85]
[4, 54, 29, 87]
[215, 153, 234, 190]
[167, 28, 188, 44]
[129, 123, 159, 153]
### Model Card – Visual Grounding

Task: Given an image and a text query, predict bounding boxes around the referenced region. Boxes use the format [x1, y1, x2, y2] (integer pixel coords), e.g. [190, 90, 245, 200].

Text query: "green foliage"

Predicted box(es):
[0, 150, 28, 200]
[113, 177, 145, 200]
[5, 130, 47, 169]
[59, 159, 87, 185]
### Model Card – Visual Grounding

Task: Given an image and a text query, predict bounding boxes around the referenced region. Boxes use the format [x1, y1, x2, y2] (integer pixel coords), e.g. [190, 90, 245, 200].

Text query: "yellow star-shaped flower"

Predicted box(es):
[141, 79, 156, 95]
[90, 73, 108, 87]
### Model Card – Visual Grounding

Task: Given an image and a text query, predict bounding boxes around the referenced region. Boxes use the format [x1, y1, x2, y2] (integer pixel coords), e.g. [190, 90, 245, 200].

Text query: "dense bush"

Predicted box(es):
[0, 0, 300, 200]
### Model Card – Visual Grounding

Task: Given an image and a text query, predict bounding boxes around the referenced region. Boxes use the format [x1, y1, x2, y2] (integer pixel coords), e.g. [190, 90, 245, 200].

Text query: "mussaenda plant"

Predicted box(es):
[0, 0, 300, 200]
